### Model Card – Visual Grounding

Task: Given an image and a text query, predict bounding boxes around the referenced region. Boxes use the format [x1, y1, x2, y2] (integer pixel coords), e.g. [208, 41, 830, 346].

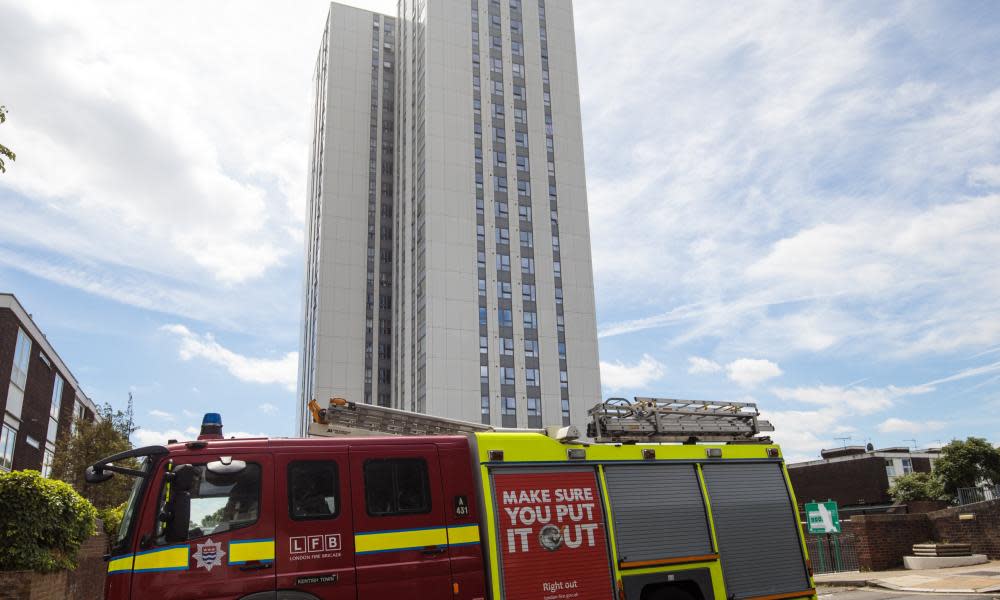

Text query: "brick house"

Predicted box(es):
[1, 293, 97, 474]
[787, 445, 940, 514]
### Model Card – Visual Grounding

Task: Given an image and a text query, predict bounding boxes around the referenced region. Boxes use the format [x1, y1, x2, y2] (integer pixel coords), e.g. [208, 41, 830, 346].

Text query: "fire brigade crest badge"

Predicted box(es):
[192, 538, 226, 571]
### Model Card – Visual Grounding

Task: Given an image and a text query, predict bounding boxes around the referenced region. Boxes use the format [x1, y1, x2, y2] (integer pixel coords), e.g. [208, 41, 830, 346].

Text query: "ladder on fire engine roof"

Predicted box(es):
[307, 396, 774, 444]
[587, 397, 774, 443]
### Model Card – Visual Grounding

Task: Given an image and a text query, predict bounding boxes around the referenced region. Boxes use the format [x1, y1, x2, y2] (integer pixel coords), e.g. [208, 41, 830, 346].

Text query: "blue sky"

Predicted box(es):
[1, 0, 999, 462]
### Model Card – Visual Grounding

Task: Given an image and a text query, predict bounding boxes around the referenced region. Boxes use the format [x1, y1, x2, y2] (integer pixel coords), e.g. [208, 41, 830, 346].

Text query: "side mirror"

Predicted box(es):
[206, 457, 246, 476]
[85, 466, 114, 484]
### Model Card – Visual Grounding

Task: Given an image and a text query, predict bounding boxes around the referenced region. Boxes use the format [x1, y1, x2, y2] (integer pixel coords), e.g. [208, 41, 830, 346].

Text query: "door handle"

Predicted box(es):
[422, 545, 446, 556]
[239, 561, 274, 571]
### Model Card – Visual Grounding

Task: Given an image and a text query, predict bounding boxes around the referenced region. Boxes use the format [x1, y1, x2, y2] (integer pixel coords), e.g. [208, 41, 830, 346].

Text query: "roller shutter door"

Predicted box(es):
[605, 464, 713, 563]
[702, 463, 810, 599]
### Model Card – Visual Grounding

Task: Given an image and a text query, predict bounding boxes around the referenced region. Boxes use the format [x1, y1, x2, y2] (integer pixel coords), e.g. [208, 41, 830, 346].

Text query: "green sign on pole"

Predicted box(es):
[804, 500, 841, 534]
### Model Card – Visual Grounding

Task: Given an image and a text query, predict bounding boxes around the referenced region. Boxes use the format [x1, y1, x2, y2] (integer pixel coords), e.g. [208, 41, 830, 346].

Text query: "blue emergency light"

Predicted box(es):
[198, 412, 224, 440]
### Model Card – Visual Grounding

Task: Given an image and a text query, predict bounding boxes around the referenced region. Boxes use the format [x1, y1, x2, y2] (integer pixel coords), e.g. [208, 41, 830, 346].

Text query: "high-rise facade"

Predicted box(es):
[298, 0, 600, 435]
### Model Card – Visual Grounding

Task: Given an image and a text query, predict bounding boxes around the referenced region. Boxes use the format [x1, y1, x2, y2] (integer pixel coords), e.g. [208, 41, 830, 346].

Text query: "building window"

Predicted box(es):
[518, 205, 532, 222]
[885, 459, 897, 479]
[6, 327, 31, 419]
[494, 175, 507, 191]
[497, 281, 512, 299]
[495, 201, 509, 217]
[560, 370, 569, 389]
[524, 339, 539, 357]
[480, 336, 489, 354]
[479, 307, 488, 325]
[901, 458, 913, 475]
[522, 283, 536, 301]
[496, 228, 510, 245]
[502, 396, 516, 415]
[481, 365, 490, 383]
[494, 151, 506, 166]
[479, 278, 487, 296]
[517, 179, 530, 197]
[0, 424, 16, 471]
[520, 231, 533, 248]
[496, 254, 511, 272]
[500, 367, 516, 385]
[42, 449, 54, 478]
[498, 308, 514, 327]
[521, 257, 535, 274]
[481, 395, 490, 424]
[48, 375, 63, 444]
[499, 337, 514, 356]
[527, 397, 541, 428]
[562, 398, 571, 423]
[525, 368, 540, 387]
[523, 311, 538, 329]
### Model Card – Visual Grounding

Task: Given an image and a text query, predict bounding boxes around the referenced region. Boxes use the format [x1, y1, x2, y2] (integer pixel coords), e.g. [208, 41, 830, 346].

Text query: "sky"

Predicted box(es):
[1, 0, 999, 462]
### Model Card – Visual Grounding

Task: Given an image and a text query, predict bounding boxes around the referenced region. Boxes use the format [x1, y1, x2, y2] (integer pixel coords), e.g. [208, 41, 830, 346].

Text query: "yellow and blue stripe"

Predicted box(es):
[132, 544, 190, 573]
[447, 524, 481, 547]
[229, 538, 275, 564]
[107, 553, 134, 575]
[355, 525, 480, 555]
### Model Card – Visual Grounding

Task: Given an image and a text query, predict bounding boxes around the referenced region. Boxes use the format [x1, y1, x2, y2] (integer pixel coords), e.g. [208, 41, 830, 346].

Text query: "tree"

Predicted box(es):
[933, 437, 1000, 498]
[888, 471, 946, 502]
[0, 105, 15, 173]
[51, 399, 139, 510]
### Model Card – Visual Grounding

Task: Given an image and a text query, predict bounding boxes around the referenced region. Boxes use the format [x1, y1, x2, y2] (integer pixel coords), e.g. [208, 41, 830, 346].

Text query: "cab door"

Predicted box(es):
[129, 452, 276, 600]
[349, 444, 453, 600]
[274, 450, 356, 600]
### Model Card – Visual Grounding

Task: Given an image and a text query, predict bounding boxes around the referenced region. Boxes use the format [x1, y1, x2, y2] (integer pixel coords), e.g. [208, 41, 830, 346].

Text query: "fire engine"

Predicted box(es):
[86, 397, 817, 600]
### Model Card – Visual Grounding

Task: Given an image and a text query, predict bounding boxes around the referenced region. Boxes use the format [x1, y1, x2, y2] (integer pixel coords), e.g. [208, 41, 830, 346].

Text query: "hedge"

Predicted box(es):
[98, 502, 126, 538]
[0, 470, 97, 572]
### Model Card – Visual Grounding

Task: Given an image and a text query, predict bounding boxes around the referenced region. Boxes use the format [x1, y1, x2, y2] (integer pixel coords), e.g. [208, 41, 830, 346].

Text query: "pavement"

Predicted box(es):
[816, 561, 1000, 594]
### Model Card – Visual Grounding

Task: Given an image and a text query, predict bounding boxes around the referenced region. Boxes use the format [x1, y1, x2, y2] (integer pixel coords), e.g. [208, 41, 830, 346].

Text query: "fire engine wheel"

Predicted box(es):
[643, 585, 699, 600]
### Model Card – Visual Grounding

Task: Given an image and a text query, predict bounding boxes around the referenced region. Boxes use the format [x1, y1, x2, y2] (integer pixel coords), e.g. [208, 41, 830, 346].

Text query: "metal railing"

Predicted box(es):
[807, 533, 860, 573]
[957, 484, 1000, 505]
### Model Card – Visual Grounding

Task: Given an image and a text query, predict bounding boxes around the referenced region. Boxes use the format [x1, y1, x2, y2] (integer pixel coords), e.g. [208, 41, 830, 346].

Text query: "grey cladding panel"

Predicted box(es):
[605, 464, 713, 562]
[702, 463, 810, 600]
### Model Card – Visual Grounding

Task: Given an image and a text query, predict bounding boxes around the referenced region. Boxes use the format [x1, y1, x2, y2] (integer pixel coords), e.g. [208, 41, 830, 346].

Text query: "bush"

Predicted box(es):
[98, 503, 126, 538]
[0, 470, 97, 572]
[888, 471, 947, 502]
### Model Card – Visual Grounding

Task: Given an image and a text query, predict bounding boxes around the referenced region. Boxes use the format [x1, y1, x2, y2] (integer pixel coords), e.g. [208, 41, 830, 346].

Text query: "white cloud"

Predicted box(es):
[969, 164, 1000, 187]
[162, 324, 298, 390]
[149, 409, 173, 421]
[771, 383, 930, 415]
[258, 403, 279, 416]
[687, 356, 722, 374]
[600, 354, 666, 391]
[726, 358, 782, 387]
[877, 418, 946, 434]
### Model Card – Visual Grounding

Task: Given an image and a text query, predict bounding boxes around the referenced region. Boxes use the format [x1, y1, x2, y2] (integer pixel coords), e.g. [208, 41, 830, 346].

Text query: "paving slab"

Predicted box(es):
[815, 560, 1000, 594]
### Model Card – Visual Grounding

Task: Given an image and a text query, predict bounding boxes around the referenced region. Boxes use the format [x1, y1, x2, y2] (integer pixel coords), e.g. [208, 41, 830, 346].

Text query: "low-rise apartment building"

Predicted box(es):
[1, 293, 97, 474]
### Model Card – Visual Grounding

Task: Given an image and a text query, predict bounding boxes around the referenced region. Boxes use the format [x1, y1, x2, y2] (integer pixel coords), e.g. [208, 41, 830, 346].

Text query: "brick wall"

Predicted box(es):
[928, 499, 1000, 558]
[849, 513, 933, 571]
[0, 532, 107, 600]
[789, 457, 891, 508]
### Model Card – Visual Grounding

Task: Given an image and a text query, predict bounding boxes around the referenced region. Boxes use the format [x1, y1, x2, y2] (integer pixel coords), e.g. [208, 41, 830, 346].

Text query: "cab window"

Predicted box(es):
[289, 461, 340, 520]
[364, 458, 430, 516]
[157, 463, 261, 542]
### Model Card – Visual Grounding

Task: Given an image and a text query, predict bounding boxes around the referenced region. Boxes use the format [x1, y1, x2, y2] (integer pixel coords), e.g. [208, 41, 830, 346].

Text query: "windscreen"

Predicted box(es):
[114, 457, 149, 548]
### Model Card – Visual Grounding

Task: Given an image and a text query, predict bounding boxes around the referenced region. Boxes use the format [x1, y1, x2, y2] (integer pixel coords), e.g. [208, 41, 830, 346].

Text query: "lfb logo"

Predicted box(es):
[290, 534, 341, 554]
[192, 538, 226, 571]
